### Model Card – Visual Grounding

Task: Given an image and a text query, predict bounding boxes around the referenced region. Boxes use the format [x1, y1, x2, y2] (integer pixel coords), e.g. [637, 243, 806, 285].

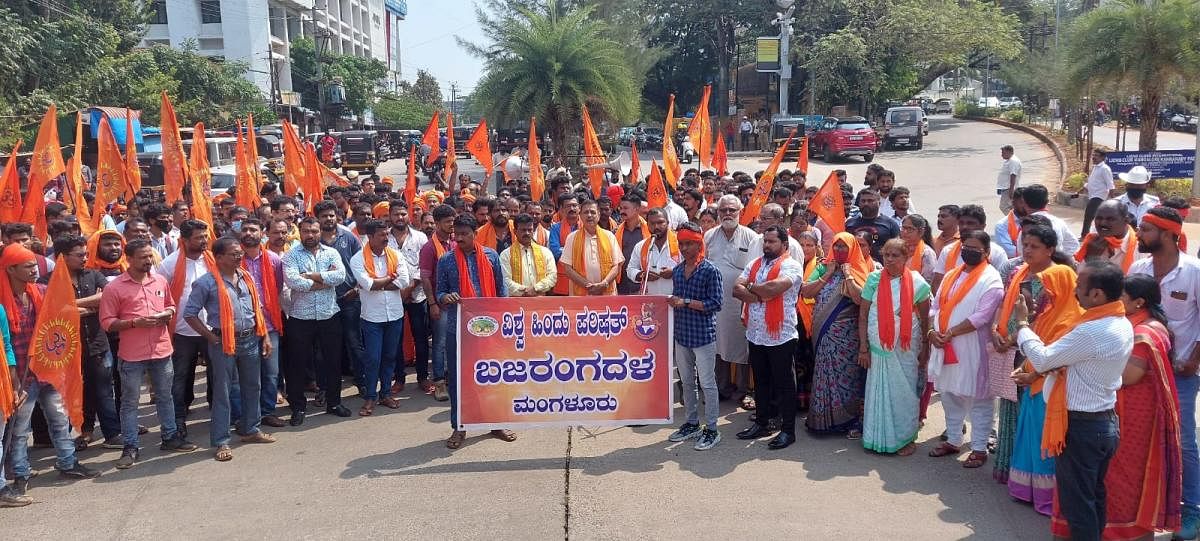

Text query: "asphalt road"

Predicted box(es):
[1091, 123, 1198, 151]
[1, 117, 1091, 540]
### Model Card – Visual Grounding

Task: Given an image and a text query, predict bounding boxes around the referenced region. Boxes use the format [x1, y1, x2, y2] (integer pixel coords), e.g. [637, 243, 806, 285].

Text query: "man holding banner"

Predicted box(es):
[667, 222, 724, 450]
[435, 215, 511, 450]
[559, 199, 624, 296]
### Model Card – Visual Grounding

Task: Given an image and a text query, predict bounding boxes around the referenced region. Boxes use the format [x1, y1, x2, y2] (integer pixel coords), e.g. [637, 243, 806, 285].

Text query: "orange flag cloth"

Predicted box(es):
[711, 134, 728, 177]
[465, 119, 494, 177]
[124, 109, 143, 197]
[188, 124, 215, 225]
[0, 140, 23, 224]
[92, 116, 128, 230]
[422, 111, 441, 167]
[29, 254, 83, 428]
[740, 128, 795, 225]
[528, 117, 544, 202]
[159, 92, 190, 205]
[23, 105, 66, 240]
[810, 171, 846, 234]
[646, 160, 668, 209]
[661, 94, 681, 189]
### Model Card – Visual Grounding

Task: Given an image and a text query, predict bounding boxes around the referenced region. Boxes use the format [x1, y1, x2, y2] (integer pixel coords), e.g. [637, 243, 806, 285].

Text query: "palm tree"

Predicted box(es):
[1066, 0, 1200, 150]
[462, 0, 640, 158]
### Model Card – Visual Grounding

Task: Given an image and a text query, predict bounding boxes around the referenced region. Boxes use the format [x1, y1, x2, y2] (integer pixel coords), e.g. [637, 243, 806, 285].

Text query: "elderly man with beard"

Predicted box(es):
[237, 219, 287, 428]
[706, 195, 759, 405]
[1076, 199, 1142, 273]
[386, 201, 431, 394]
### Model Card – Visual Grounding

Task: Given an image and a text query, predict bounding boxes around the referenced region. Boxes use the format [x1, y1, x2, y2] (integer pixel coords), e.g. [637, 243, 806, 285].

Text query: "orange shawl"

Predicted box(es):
[363, 245, 400, 279]
[170, 251, 213, 326]
[742, 251, 789, 340]
[614, 218, 649, 251]
[430, 233, 451, 259]
[797, 256, 819, 337]
[455, 243, 497, 298]
[212, 268, 268, 355]
[830, 231, 872, 287]
[995, 263, 1032, 340]
[639, 231, 680, 274]
[935, 260, 989, 364]
[242, 251, 283, 335]
[569, 227, 615, 296]
[1006, 212, 1020, 247]
[0, 244, 43, 332]
[1074, 226, 1137, 272]
[906, 240, 926, 274]
[877, 266, 915, 351]
[476, 221, 515, 251]
[85, 230, 127, 272]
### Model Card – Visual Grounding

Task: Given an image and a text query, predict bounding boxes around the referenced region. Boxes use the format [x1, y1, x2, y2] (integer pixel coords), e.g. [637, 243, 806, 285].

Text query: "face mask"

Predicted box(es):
[1126, 187, 1146, 199]
[231, 220, 242, 232]
[961, 249, 984, 266]
[832, 252, 849, 264]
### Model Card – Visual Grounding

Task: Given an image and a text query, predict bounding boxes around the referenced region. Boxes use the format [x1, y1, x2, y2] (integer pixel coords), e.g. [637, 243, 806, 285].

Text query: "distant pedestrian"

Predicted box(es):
[996, 145, 1022, 213]
[739, 116, 753, 151]
[1076, 149, 1114, 237]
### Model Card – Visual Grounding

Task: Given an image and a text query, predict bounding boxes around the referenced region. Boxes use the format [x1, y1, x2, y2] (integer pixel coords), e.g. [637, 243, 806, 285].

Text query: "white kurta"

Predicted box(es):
[706, 225, 759, 364]
[927, 265, 1003, 397]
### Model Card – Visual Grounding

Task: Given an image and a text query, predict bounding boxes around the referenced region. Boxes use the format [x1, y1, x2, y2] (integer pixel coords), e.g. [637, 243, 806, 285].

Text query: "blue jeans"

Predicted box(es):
[82, 351, 120, 439]
[9, 381, 78, 477]
[361, 319, 403, 400]
[1178, 373, 1200, 509]
[118, 357, 179, 448]
[448, 330, 459, 429]
[259, 331, 280, 416]
[1056, 412, 1119, 541]
[208, 334, 263, 447]
[676, 341, 719, 428]
[431, 306, 449, 381]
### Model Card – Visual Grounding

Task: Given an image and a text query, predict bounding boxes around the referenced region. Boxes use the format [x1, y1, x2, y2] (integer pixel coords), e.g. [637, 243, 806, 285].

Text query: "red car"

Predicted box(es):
[808, 116, 877, 163]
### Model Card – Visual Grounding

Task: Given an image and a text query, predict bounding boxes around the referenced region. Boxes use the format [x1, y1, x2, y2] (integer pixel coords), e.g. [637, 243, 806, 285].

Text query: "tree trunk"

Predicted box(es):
[715, 17, 732, 127]
[1139, 88, 1160, 151]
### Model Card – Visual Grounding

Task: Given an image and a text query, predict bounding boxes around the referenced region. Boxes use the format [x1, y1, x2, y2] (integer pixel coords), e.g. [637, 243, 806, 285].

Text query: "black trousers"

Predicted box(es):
[1081, 197, 1103, 238]
[401, 302, 430, 382]
[285, 314, 345, 412]
[171, 333, 211, 422]
[1056, 412, 1120, 541]
[749, 339, 798, 433]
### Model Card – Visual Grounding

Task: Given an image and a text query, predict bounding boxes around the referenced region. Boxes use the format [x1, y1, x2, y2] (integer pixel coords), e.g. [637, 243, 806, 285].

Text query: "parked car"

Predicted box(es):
[1000, 97, 1024, 110]
[933, 98, 953, 114]
[808, 116, 877, 163]
[495, 128, 530, 152]
[976, 96, 1001, 109]
[883, 106, 924, 150]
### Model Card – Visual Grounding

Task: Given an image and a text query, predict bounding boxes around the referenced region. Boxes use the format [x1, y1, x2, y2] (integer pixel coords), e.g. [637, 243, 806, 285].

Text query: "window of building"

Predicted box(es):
[200, 0, 222, 23]
[198, 38, 224, 50]
[149, 1, 168, 24]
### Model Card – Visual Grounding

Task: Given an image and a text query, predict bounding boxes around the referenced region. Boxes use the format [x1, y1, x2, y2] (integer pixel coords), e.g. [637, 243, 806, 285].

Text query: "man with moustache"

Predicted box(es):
[627, 208, 681, 296]
[476, 197, 514, 253]
[1128, 206, 1200, 538]
[560, 198, 624, 296]
[1076, 199, 1142, 272]
[614, 193, 649, 295]
[500, 213, 557, 297]
[548, 194, 581, 296]
[419, 204, 458, 401]
[933, 205, 961, 255]
[386, 201, 432, 394]
[349, 220, 411, 415]
[845, 188, 900, 261]
[677, 189, 704, 223]
[706, 194, 759, 404]
[155, 219, 212, 437]
[266, 218, 295, 256]
[315, 201, 364, 402]
[931, 204, 1009, 293]
[237, 219, 287, 428]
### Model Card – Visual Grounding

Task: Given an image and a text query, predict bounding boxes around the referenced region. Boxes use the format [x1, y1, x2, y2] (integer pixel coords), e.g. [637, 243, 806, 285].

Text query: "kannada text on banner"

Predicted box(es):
[455, 295, 674, 431]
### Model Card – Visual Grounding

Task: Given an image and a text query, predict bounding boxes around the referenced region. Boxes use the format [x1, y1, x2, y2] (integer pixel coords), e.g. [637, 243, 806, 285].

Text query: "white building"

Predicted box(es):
[141, 0, 400, 104]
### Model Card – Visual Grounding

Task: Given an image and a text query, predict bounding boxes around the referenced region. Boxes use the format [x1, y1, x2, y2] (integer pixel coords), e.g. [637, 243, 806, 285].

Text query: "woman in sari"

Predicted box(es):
[858, 238, 931, 455]
[901, 214, 937, 282]
[801, 231, 873, 437]
[796, 231, 822, 412]
[992, 225, 1075, 514]
[1050, 274, 1182, 539]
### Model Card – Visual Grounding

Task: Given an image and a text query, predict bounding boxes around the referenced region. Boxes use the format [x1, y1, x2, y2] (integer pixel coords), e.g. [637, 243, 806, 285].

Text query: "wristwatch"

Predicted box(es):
[684, 298, 692, 307]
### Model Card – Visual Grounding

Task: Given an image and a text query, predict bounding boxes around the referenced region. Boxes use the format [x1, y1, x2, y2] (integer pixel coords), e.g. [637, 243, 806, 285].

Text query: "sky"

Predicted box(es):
[398, 1, 488, 100]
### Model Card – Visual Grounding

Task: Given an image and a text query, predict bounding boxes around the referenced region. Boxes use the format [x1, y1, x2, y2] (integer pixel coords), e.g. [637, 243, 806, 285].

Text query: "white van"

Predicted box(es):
[883, 106, 925, 150]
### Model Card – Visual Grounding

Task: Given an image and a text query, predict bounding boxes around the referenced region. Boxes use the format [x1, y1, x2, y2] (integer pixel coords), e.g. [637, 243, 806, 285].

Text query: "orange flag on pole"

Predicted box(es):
[235, 121, 259, 210]
[246, 113, 264, 192]
[188, 124, 215, 225]
[581, 106, 605, 199]
[64, 112, 95, 236]
[422, 111, 441, 167]
[465, 119, 493, 177]
[318, 161, 349, 189]
[646, 160, 668, 209]
[712, 133, 728, 177]
[795, 134, 809, 176]
[444, 112, 457, 171]
[741, 128, 795, 226]
[22, 104, 66, 240]
[124, 109, 142, 198]
[0, 141, 23, 224]
[629, 140, 641, 185]
[91, 116, 127, 231]
[281, 120, 306, 197]
[160, 92, 189, 204]
[528, 117, 544, 202]
[687, 85, 713, 168]
[29, 254, 84, 428]
[404, 144, 418, 208]
[662, 94, 682, 189]
[810, 170, 846, 234]
[301, 142, 324, 215]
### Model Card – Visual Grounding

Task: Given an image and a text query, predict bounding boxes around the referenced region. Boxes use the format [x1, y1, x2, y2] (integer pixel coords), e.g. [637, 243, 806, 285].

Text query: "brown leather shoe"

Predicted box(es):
[261, 415, 286, 428]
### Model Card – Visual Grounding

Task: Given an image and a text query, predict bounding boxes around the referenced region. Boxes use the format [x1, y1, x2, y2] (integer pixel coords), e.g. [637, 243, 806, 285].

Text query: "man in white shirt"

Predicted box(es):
[386, 200, 432, 393]
[1013, 260, 1133, 541]
[155, 219, 211, 437]
[559, 198, 624, 296]
[349, 219, 411, 415]
[499, 213, 557, 296]
[996, 145, 1022, 213]
[1117, 165, 1158, 224]
[1076, 149, 1115, 237]
[1129, 207, 1200, 536]
[1021, 184, 1080, 255]
[626, 208, 682, 296]
[739, 116, 753, 151]
[1077, 200, 1143, 272]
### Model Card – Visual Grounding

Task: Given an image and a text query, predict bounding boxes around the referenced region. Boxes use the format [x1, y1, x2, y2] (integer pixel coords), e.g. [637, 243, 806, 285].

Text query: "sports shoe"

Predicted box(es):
[694, 428, 721, 451]
[433, 381, 449, 402]
[160, 435, 198, 452]
[11, 476, 30, 497]
[59, 462, 101, 479]
[100, 436, 126, 450]
[668, 423, 702, 442]
[115, 447, 139, 470]
[1176, 507, 1200, 540]
[0, 486, 31, 508]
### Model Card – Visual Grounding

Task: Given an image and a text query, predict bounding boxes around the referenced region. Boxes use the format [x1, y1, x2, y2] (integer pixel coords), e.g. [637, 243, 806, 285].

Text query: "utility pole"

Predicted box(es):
[1192, 94, 1200, 197]
[450, 82, 458, 118]
[771, 1, 796, 117]
[268, 43, 277, 113]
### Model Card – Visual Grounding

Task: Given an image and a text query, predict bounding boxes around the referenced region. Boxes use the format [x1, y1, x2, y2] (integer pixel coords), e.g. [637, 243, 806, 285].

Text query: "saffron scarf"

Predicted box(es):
[363, 245, 400, 279]
[0, 244, 44, 332]
[935, 260, 989, 364]
[212, 268, 268, 355]
[945, 241, 962, 270]
[85, 230, 127, 272]
[476, 221, 515, 251]
[741, 251, 789, 340]
[534, 225, 549, 246]
[876, 266, 915, 351]
[906, 240, 926, 273]
[614, 218, 650, 251]
[995, 263, 1032, 340]
[830, 231, 872, 287]
[455, 243, 497, 298]
[1006, 212, 1020, 246]
[1074, 226, 1137, 272]
[639, 231, 680, 275]
[430, 233, 451, 259]
[170, 251, 212, 317]
[797, 256, 819, 337]
[241, 251, 283, 335]
[510, 243, 548, 287]
[569, 227, 615, 296]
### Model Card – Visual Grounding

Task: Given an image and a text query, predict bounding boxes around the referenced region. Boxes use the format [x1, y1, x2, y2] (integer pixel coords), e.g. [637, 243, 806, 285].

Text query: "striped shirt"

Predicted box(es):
[1017, 315, 1133, 412]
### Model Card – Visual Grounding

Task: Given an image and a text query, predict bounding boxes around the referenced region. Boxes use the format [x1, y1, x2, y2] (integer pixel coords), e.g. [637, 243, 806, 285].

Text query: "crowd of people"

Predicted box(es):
[0, 142, 1196, 540]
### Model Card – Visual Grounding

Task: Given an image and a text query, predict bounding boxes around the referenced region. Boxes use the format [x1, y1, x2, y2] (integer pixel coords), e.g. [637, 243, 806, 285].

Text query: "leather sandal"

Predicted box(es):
[214, 446, 233, 462]
[962, 450, 988, 468]
[928, 442, 960, 457]
[490, 429, 518, 442]
[446, 430, 466, 449]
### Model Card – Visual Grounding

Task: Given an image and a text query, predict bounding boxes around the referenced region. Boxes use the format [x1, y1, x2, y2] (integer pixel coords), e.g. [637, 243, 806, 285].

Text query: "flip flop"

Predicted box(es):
[490, 429, 517, 442]
[379, 397, 401, 409]
[446, 431, 466, 449]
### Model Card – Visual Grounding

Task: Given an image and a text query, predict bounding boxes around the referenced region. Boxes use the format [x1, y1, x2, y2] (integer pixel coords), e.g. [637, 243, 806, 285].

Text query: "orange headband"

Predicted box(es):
[0, 244, 36, 268]
[677, 229, 704, 243]
[372, 201, 390, 218]
[1142, 214, 1183, 236]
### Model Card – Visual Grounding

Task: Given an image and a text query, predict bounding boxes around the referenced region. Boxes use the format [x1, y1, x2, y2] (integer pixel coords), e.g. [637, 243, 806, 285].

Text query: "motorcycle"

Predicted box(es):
[678, 135, 696, 164]
[1170, 113, 1196, 132]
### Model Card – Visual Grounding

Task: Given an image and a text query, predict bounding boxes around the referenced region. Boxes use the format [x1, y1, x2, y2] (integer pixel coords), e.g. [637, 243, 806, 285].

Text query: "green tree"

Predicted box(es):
[1067, 0, 1200, 150]
[373, 92, 436, 130]
[463, 0, 640, 156]
[289, 36, 387, 125]
[409, 70, 443, 108]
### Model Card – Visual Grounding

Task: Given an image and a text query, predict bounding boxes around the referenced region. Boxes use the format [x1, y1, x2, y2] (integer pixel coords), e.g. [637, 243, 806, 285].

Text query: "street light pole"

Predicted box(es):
[1193, 95, 1200, 197]
[772, 1, 796, 117]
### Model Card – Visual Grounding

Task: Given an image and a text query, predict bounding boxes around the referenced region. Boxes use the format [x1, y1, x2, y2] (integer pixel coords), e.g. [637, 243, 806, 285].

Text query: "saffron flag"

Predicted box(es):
[234, 121, 259, 210]
[0, 300, 13, 418]
[422, 111, 441, 167]
[581, 105, 605, 199]
[91, 116, 127, 232]
[795, 134, 809, 176]
[646, 160, 667, 209]
[741, 128, 795, 226]
[159, 92, 189, 204]
[686, 85, 713, 168]
[465, 119, 493, 177]
[810, 170, 846, 234]
[629, 140, 641, 185]
[188, 124, 215, 225]
[404, 144, 418, 208]
[445, 112, 457, 171]
[301, 142, 324, 215]
[317, 160, 348, 188]
[712, 133, 728, 177]
[30, 254, 84, 428]
[22, 104, 66, 240]
[662, 94, 681, 189]
[124, 109, 142, 197]
[64, 112, 95, 236]
[246, 113, 264, 192]
[281, 120, 306, 197]
[528, 117, 544, 202]
[0, 140, 23, 224]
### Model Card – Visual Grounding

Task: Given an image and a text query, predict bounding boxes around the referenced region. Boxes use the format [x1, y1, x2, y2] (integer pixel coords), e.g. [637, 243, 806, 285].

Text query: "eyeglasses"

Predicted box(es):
[900, 225, 918, 232]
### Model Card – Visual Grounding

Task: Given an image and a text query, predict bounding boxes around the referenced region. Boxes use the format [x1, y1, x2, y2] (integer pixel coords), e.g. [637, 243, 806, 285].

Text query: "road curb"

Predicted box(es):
[959, 116, 1066, 186]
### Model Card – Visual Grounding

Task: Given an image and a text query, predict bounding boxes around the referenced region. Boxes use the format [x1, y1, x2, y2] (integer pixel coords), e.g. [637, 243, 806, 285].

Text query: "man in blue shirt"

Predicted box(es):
[436, 215, 508, 450]
[666, 222, 724, 451]
[315, 200, 365, 401]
